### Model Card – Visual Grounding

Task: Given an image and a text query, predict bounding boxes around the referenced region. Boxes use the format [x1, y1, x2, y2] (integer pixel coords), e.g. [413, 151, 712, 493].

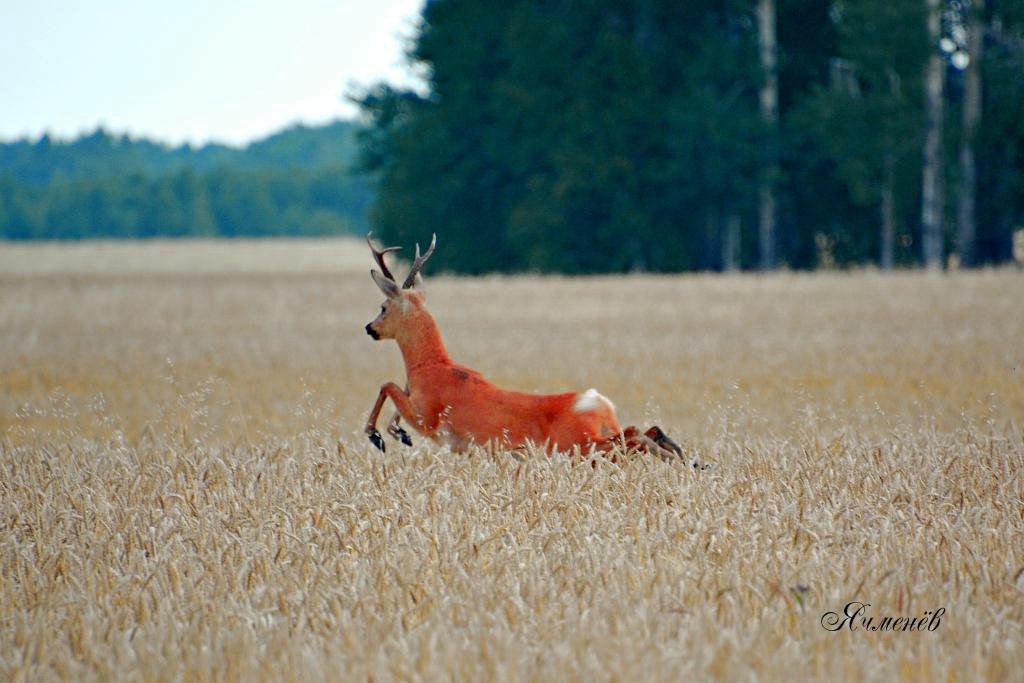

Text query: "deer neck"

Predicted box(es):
[396, 311, 451, 372]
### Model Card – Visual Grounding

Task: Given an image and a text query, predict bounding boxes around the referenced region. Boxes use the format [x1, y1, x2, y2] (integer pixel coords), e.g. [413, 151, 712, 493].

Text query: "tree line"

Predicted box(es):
[0, 122, 372, 239]
[357, 0, 1024, 273]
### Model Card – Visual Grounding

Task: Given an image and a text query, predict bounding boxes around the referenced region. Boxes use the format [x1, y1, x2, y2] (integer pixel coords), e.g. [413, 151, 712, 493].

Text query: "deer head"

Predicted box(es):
[364, 232, 437, 341]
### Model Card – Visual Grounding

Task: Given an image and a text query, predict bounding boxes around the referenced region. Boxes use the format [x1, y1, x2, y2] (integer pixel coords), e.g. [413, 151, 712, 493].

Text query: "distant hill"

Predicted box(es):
[0, 120, 364, 182]
[0, 121, 374, 239]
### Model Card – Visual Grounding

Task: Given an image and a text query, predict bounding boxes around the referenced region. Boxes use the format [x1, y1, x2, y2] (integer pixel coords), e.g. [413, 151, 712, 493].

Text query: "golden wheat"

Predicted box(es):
[1, 239, 1022, 681]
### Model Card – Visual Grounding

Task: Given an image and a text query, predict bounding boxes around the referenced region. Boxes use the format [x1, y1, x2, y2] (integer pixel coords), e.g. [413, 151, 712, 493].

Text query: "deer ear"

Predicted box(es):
[371, 269, 401, 299]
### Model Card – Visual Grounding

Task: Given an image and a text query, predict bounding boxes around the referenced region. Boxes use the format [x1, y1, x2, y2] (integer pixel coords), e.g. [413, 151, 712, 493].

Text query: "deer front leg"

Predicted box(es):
[386, 409, 413, 446]
[365, 382, 427, 452]
[385, 385, 414, 446]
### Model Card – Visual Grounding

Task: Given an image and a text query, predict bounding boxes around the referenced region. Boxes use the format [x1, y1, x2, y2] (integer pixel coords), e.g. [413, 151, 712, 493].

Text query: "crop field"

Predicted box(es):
[1, 238, 1022, 681]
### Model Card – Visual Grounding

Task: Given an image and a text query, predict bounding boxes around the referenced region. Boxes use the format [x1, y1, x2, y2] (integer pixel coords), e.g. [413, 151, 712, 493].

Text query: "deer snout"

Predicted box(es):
[365, 323, 380, 340]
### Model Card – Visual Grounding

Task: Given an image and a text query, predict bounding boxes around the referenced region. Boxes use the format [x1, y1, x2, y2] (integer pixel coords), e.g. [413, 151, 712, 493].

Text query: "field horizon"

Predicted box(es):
[2, 238, 1022, 681]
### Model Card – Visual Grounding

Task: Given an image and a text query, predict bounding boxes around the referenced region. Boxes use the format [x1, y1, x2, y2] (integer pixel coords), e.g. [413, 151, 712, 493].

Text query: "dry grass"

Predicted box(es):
[1, 238, 1022, 681]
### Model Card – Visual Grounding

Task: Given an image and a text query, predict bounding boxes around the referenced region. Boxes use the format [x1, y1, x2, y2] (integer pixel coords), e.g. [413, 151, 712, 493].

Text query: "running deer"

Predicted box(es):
[363, 233, 692, 463]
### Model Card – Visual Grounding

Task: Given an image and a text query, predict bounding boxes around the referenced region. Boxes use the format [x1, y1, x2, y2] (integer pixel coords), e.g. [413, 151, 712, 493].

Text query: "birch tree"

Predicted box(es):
[757, 0, 778, 269]
[921, 0, 947, 269]
[956, 0, 983, 266]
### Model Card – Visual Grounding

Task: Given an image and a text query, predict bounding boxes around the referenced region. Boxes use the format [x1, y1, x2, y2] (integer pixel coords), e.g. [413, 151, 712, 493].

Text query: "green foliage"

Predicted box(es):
[359, 0, 1024, 271]
[359, 0, 766, 273]
[0, 122, 372, 239]
[975, 0, 1024, 260]
[787, 0, 927, 264]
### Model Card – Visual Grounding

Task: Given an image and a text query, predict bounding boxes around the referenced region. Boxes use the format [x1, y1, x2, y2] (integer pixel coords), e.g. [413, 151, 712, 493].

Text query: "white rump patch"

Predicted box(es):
[573, 388, 615, 414]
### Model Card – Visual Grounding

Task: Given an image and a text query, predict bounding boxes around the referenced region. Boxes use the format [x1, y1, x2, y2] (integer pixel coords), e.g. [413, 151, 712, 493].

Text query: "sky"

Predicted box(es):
[0, 0, 426, 146]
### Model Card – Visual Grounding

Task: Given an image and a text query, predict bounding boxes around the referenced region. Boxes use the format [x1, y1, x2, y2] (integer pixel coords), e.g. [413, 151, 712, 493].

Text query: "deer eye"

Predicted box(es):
[380, 305, 387, 316]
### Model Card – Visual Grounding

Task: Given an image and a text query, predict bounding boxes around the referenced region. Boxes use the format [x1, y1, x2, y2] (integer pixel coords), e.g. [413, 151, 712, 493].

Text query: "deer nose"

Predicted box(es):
[365, 323, 380, 340]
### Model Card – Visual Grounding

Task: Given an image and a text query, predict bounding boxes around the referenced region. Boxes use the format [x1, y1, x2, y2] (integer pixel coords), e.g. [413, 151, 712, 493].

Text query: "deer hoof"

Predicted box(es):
[394, 427, 413, 447]
[368, 429, 386, 452]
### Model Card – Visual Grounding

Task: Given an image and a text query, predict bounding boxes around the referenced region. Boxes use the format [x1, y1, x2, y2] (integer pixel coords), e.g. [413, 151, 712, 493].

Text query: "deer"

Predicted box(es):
[363, 233, 694, 464]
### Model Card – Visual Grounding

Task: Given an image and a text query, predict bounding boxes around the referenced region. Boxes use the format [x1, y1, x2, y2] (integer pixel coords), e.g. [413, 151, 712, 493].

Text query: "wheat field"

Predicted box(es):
[1, 238, 1022, 682]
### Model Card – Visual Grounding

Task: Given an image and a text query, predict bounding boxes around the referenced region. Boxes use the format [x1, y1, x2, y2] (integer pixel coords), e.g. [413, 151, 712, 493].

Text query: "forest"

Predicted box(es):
[358, 0, 1024, 272]
[3, 0, 1023, 272]
[0, 121, 373, 239]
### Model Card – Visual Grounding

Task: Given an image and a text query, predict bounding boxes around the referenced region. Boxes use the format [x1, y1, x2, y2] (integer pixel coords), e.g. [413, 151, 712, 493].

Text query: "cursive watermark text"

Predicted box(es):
[820, 601, 945, 632]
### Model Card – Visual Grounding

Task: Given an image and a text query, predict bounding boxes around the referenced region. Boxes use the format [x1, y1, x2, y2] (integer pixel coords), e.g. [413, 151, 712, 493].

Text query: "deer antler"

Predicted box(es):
[402, 233, 437, 289]
[366, 232, 402, 282]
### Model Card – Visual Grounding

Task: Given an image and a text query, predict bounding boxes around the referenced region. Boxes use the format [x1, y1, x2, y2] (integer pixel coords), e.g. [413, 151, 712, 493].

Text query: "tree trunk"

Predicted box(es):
[723, 212, 741, 272]
[921, 0, 946, 270]
[704, 206, 719, 270]
[881, 153, 895, 270]
[956, 0, 983, 266]
[757, 0, 778, 270]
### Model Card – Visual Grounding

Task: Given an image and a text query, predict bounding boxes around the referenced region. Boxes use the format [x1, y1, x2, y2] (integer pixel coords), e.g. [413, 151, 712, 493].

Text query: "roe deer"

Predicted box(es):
[363, 233, 693, 464]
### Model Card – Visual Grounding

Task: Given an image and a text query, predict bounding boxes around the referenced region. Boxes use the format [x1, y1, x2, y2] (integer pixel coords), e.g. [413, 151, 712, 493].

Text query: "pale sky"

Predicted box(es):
[0, 0, 426, 146]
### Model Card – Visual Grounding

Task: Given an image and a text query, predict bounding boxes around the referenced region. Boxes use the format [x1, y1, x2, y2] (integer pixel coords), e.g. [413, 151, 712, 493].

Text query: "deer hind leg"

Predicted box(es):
[638, 426, 708, 469]
[591, 427, 657, 462]
[621, 426, 677, 463]
[365, 382, 427, 452]
[642, 426, 683, 458]
[603, 425, 700, 467]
